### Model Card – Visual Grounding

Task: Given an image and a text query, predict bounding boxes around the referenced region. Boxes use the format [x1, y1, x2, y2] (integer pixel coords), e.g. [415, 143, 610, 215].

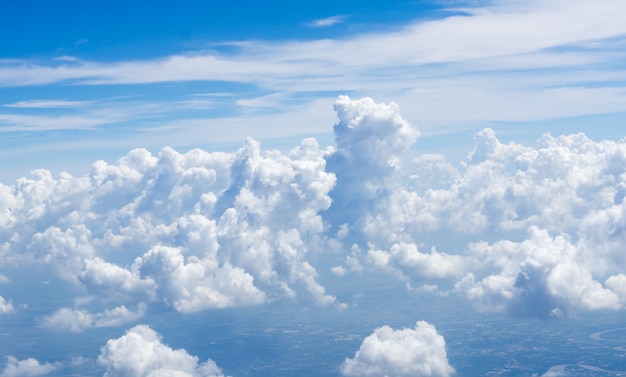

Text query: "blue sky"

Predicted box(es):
[2, 0, 626, 180]
[3, 1, 626, 376]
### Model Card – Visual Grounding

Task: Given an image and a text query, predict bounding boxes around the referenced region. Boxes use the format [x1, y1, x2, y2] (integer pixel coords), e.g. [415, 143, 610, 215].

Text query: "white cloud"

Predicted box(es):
[235, 93, 290, 111]
[331, 265, 347, 277]
[454, 227, 621, 317]
[317, 99, 626, 317]
[0, 295, 14, 314]
[5, 95, 626, 322]
[0, 0, 625, 143]
[98, 324, 226, 377]
[78, 257, 155, 302]
[366, 243, 467, 280]
[0, 116, 342, 317]
[2, 1, 625, 87]
[306, 15, 346, 28]
[325, 96, 419, 227]
[39, 304, 145, 332]
[605, 274, 626, 306]
[0, 113, 119, 131]
[135, 246, 265, 312]
[3, 99, 92, 108]
[0, 356, 56, 377]
[341, 321, 454, 377]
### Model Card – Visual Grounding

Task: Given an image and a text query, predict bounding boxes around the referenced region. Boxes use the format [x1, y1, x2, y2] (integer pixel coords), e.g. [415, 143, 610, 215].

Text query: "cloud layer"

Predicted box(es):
[2, 95, 626, 333]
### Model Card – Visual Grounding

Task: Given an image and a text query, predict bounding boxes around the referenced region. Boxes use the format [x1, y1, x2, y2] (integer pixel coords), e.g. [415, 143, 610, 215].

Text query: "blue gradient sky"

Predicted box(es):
[3, 2, 626, 376]
[2, 0, 626, 180]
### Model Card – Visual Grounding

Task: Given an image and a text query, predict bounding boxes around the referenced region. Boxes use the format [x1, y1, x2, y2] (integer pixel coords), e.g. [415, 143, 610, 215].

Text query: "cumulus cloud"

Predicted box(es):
[5, 95, 626, 323]
[454, 227, 621, 318]
[341, 321, 454, 377]
[0, 356, 56, 377]
[325, 96, 419, 229]
[328, 116, 626, 317]
[98, 324, 225, 377]
[0, 117, 340, 321]
[366, 243, 466, 281]
[135, 245, 265, 312]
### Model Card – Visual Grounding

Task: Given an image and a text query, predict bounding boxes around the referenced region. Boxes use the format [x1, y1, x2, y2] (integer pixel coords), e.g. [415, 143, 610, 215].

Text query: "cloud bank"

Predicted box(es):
[2, 95, 626, 325]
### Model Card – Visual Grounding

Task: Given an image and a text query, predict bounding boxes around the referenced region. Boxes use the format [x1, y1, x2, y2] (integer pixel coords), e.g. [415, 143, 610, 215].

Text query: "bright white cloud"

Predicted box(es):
[341, 321, 454, 377]
[0, 108, 342, 318]
[0, 356, 56, 377]
[4, 95, 626, 323]
[366, 243, 467, 280]
[325, 96, 419, 228]
[98, 324, 225, 377]
[454, 227, 621, 317]
[135, 246, 265, 312]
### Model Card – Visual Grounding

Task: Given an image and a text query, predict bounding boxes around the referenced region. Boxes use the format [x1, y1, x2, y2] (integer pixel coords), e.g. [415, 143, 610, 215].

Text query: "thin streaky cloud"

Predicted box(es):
[0, 113, 118, 131]
[4, 99, 93, 108]
[306, 15, 346, 28]
[0, 1, 624, 88]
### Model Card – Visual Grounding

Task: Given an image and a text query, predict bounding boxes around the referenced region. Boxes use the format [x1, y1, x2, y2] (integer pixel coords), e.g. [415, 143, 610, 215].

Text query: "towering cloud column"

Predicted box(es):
[325, 96, 420, 229]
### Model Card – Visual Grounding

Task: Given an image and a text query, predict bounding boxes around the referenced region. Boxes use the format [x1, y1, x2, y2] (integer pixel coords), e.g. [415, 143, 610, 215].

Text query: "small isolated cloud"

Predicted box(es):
[306, 15, 346, 28]
[0, 295, 14, 315]
[98, 324, 226, 377]
[331, 265, 347, 276]
[0, 356, 56, 377]
[39, 304, 145, 332]
[341, 321, 454, 377]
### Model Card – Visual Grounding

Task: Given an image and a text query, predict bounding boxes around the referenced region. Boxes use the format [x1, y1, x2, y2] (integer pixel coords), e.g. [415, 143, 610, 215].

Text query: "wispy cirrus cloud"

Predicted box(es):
[3, 99, 93, 108]
[305, 15, 346, 28]
[1, 0, 625, 88]
[2, 0, 626, 179]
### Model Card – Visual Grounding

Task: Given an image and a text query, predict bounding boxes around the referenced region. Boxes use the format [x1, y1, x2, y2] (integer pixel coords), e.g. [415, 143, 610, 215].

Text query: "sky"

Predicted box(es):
[2, 1, 626, 376]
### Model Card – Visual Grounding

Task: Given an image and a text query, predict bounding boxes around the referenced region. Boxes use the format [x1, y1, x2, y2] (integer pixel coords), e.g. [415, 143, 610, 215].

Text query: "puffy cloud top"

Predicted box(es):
[342, 123, 626, 318]
[0, 134, 338, 321]
[325, 96, 419, 229]
[341, 321, 454, 377]
[98, 324, 225, 377]
[3, 95, 626, 327]
[0, 356, 56, 377]
[331, 95, 419, 175]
